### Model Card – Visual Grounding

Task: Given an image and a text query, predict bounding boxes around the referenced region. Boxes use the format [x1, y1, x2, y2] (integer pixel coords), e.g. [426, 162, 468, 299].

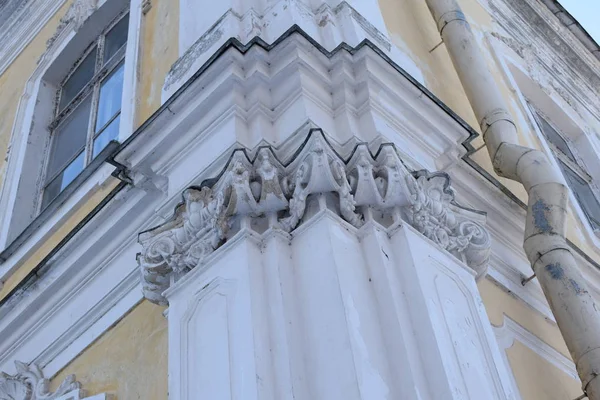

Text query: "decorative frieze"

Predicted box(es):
[0, 361, 80, 400]
[138, 130, 491, 304]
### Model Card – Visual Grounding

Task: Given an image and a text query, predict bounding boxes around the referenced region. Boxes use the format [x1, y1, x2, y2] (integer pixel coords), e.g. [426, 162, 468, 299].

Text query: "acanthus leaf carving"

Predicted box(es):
[138, 130, 492, 304]
[280, 134, 363, 231]
[406, 170, 491, 279]
[0, 361, 81, 400]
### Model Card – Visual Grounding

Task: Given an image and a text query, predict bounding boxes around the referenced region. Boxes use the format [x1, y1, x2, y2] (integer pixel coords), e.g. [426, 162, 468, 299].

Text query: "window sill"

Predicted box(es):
[0, 141, 120, 264]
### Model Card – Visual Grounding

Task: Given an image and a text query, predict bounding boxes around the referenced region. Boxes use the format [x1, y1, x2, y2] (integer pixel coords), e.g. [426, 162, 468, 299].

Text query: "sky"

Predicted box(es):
[559, 0, 600, 44]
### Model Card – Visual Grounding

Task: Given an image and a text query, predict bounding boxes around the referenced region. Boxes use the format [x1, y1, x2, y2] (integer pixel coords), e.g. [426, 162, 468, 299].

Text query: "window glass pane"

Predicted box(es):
[41, 151, 85, 210]
[560, 162, 600, 230]
[95, 63, 124, 132]
[93, 114, 120, 157]
[537, 115, 577, 163]
[59, 48, 97, 111]
[103, 14, 129, 63]
[47, 96, 91, 179]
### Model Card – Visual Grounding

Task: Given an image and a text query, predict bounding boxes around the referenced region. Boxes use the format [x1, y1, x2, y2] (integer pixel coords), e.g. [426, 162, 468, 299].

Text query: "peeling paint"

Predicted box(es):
[545, 263, 564, 280]
[569, 278, 586, 295]
[164, 13, 227, 90]
[532, 199, 552, 233]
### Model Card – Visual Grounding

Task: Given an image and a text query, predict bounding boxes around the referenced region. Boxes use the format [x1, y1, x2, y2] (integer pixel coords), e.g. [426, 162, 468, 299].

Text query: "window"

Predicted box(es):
[41, 12, 129, 210]
[532, 110, 600, 231]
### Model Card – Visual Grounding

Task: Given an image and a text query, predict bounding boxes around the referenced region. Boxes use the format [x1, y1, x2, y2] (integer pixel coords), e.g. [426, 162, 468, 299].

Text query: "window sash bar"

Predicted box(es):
[43, 146, 87, 186]
[94, 110, 121, 139]
[49, 47, 126, 130]
[39, 8, 129, 215]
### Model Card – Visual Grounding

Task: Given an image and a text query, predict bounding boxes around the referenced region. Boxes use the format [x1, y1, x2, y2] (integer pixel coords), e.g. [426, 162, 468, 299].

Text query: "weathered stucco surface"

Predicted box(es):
[49, 300, 168, 399]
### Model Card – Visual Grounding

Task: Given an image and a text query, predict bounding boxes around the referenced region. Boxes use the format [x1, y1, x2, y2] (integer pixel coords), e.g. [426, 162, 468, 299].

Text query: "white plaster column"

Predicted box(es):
[162, 217, 515, 400]
[138, 132, 516, 400]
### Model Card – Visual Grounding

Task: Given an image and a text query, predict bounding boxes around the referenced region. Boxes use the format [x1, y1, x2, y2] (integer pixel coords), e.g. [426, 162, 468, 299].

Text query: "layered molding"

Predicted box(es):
[483, 0, 600, 122]
[0, 29, 470, 380]
[0, 361, 108, 400]
[138, 131, 491, 305]
[0, 0, 67, 76]
[45, 0, 99, 49]
[494, 316, 578, 400]
[164, 0, 423, 99]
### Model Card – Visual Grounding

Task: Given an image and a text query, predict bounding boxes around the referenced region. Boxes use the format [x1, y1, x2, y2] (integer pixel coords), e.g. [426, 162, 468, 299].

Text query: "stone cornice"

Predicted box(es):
[138, 130, 492, 305]
[484, 0, 600, 121]
[0, 0, 68, 76]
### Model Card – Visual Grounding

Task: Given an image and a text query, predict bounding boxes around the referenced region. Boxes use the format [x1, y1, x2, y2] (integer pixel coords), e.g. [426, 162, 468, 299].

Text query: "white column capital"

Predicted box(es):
[138, 130, 492, 305]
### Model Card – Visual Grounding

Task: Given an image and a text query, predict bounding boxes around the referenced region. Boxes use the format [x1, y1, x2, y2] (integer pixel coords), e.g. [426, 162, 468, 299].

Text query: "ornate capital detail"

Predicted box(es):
[0, 361, 80, 400]
[406, 171, 491, 279]
[138, 130, 492, 304]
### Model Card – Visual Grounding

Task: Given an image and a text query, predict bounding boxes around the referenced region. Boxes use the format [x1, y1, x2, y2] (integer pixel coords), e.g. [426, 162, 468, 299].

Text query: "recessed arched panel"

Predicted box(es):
[180, 278, 236, 400]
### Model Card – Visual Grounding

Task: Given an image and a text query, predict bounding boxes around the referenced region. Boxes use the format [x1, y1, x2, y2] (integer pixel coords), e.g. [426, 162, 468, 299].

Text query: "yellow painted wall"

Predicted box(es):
[380, 0, 600, 265]
[0, 0, 179, 299]
[50, 300, 168, 400]
[136, 0, 179, 127]
[479, 277, 584, 397]
[507, 341, 581, 400]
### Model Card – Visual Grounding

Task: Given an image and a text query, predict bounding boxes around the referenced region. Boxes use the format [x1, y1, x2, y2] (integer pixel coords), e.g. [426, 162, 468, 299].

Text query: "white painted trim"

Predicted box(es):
[0, 26, 77, 251]
[55, 389, 110, 400]
[118, 0, 143, 142]
[0, 0, 143, 282]
[478, 0, 600, 122]
[0, 185, 159, 376]
[40, 271, 142, 378]
[484, 32, 600, 253]
[0, 163, 115, 281]
[0, 0, 69, 76]
[494, 316, 577, 395]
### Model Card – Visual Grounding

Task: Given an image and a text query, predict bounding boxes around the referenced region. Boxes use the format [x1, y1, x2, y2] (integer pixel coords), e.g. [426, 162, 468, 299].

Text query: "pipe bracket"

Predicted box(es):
[480, 108, 516, 135]
[436, 10, 467, 34]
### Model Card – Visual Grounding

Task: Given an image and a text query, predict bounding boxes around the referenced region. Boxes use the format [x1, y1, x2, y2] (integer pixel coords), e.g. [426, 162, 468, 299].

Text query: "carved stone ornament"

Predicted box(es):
[138, 130, 492, 305]
[0, 361, 80, 400]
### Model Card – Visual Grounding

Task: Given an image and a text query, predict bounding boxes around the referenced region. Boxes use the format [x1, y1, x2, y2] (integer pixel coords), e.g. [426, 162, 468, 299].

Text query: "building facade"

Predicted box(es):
[0, 0, 599, 399]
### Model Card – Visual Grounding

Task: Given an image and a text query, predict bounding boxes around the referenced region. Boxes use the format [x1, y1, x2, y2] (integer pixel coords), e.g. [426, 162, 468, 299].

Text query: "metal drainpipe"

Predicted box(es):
[423, 0, 600, 397]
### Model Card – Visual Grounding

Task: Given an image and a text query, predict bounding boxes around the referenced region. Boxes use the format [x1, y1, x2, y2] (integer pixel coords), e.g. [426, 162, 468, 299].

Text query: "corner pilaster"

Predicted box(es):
[138, 131, 515, 399]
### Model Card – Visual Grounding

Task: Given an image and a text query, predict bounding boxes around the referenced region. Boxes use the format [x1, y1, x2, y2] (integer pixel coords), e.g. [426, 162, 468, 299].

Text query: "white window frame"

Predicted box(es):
[0, 0, 143, 275]
[39, 9, 129, 212]
[484, 32, 600, 246]
[529, 106, 600, 232]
